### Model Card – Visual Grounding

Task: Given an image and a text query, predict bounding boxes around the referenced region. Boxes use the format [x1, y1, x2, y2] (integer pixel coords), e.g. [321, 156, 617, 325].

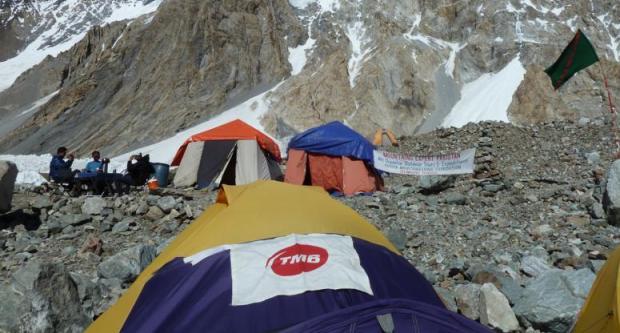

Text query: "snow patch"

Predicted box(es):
[441, 55, 526, 128]
[404, 28, 464, 78]
[288, 34, 316, 75]
[346, 21, 370, 87]
[288, 0, 340, 14]
[17, 90, 59, 117]
[115, 83, 285, 164]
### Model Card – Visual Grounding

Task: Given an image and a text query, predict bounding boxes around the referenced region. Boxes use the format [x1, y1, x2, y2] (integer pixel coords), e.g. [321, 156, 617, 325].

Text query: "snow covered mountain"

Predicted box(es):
[0, 0, 618, 159]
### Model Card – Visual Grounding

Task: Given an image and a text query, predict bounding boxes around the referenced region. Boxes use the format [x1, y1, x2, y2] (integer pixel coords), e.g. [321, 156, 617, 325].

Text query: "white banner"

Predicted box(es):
[230, 234, 372, 306]
[373, 148, 476, 175]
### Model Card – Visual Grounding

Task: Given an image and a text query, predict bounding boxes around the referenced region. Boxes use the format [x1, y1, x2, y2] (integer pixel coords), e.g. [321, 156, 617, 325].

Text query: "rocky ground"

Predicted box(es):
[1, 118, 619, 332]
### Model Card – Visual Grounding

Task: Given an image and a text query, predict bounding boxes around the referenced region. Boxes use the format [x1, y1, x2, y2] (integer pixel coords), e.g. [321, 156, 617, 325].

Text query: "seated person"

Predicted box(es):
[84, 150, 109, 174]
[126, 154, 155, 186]
[49, 147, 77, 184]
[85, 150, 103, 173]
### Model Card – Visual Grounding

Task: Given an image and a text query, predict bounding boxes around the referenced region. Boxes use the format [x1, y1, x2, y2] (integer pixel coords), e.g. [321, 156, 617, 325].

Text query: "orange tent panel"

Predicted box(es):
[171, 120, 281, 166]
[307, 154, 343, 193]
[284, 149, 307, 185]
[342, 157, 383, 195]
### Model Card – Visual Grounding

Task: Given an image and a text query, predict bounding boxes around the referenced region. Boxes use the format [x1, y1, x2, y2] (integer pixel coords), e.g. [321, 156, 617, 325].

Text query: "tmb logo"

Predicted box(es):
[266, 244, 329, 276]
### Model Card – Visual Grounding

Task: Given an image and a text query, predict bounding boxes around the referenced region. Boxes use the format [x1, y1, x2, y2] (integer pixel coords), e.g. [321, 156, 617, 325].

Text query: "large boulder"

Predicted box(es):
[97, 244, 157, 283]
[11, 261, 90, 332]
[513, 269, 592, 333]
[0, 161, 18, 213]
[604, 160, 620, 225]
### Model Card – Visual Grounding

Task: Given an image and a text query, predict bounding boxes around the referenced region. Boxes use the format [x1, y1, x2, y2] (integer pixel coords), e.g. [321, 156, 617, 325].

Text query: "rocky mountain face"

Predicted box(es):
[0, 0, 619, 156]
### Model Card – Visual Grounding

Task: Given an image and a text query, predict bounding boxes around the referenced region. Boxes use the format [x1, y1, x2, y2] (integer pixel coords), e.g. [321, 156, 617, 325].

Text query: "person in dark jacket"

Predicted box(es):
[126, 154, 154, 186]
[49, 147, 77, 183]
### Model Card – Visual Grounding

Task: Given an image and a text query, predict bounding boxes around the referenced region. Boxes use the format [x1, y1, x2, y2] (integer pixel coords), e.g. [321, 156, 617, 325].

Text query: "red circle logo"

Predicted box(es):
[266, 244, 329, 276]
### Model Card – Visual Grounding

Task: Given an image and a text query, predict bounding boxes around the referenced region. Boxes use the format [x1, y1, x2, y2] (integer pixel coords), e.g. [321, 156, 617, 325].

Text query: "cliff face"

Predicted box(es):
[0, 0, 619, 156]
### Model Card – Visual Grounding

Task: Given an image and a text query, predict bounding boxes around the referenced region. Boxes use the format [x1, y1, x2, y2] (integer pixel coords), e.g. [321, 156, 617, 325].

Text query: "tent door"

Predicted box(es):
[214, 145, 237, 187]
[196, 140, 237, 189]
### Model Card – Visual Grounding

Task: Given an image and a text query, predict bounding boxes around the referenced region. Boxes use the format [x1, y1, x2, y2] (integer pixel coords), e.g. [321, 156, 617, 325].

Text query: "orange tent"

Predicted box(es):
[171, 119, 281, 166]
[372, 128, 399, 147]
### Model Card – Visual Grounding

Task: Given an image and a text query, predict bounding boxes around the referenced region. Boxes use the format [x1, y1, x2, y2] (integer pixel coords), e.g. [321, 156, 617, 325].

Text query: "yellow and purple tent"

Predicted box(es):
[87, 181, 490, 332]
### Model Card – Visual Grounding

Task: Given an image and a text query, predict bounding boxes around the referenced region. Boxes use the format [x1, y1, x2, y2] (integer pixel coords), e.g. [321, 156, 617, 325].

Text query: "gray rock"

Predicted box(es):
[31, 196, 53, 209]
[470, 266, 524, 305]
[590, 260, 606, 273]
[513, 270, 584, 333]
[577, 117, 590, 126]
[603, 160, 620, 226]
[479, 283, 520, 332]
[590, 202, 605, 219]
[111, 218, 134, 234]
[0, 161, 18, 213]
[145, 206, 165, 221]
[69, 272, 101, 318]
[418, 175, 456, 194]
[157, 196, 177, 213]
[483, 184, 504, 193]
[531, 224, 553, 238]
[562, 268, 595, 299]
[135, 202, 149, 215]
[157, 237, 175, 255]
[14, 252, 33, 261]
[0, 283, 27, 332]
[520, 255, 552, 277]
[445, 192, 467, 205]
[585, 151, 600, 165]
[97, 244, 157, 283]
[454, 283, 481, 320]
[434, 286, 458, 312]
[12, 260, 43, 293]
[46, 219, 63, 234]
[61, 246, 77, 256]
[22, 262, 90, 332]
[385, 228, 407, 252]
[81, 197, 107, 215]
[184, 204, 194, 218]
[59, 214, 91, 227]
[14, 232, 39, 253]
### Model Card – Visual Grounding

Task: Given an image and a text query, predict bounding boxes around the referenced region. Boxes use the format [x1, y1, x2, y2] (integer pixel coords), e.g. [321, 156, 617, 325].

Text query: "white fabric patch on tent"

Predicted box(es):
[173, 141, 204, 187]
[235, 140, 262, 185]
[230, 234, 372, 306]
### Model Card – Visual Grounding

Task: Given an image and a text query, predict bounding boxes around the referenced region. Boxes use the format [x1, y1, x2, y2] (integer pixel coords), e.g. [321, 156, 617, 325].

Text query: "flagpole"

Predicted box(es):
[598, 62, 620, 157]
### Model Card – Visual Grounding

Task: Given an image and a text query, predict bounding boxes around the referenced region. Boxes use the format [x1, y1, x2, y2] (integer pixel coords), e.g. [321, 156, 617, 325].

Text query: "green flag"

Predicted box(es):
[545, 29, 599, 90]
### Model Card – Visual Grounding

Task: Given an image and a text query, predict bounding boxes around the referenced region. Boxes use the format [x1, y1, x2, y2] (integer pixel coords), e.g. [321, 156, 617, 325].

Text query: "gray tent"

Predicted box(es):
[173, 140, 282, 189]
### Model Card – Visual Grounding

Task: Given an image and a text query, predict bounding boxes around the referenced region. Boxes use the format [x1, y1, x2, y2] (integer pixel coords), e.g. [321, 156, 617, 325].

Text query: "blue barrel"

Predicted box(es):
[151, 163, 170, 187]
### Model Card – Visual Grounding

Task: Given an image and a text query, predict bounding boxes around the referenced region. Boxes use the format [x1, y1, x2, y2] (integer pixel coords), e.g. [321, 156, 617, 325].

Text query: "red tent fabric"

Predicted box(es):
[171, 120, 281, 166]
[285, 149, 383, 196]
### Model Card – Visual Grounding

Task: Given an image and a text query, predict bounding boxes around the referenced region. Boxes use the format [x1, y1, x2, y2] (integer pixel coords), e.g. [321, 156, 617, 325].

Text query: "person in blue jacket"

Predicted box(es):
[49, 147, 77, 183]
[85, 151, 104, 173]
